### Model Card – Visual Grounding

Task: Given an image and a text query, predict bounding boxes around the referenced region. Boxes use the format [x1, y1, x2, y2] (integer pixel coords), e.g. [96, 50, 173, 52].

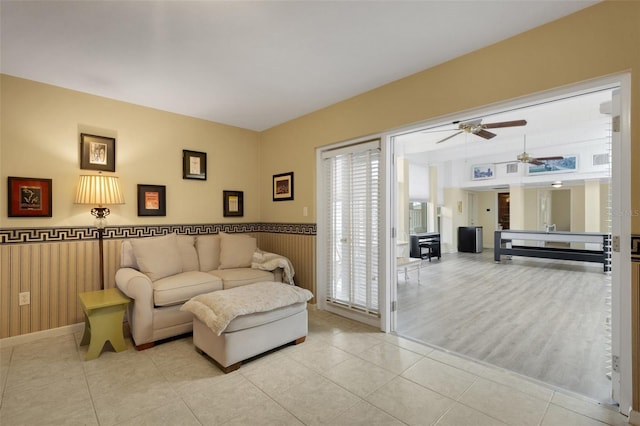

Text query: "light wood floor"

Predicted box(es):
[396, 251, 612, 403]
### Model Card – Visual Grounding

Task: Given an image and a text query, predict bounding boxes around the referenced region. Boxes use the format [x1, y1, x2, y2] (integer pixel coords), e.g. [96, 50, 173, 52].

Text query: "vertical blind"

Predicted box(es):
[322, 140, 380, 315]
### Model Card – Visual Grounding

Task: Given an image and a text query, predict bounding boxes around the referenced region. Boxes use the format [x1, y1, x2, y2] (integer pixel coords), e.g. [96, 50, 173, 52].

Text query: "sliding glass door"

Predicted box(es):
[318, 139, 381, 320]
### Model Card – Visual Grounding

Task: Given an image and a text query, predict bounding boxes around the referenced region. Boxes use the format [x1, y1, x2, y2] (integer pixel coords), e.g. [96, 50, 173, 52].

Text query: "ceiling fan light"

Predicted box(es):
[551, 181, 563, 188]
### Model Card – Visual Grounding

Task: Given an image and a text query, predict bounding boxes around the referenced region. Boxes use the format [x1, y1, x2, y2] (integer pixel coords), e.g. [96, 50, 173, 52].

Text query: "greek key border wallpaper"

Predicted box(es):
[0, 222, 316, 244]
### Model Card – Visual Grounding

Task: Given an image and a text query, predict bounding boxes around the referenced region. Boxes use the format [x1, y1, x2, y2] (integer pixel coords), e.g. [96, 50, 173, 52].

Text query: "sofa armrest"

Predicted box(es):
[115, 267, 154, 346]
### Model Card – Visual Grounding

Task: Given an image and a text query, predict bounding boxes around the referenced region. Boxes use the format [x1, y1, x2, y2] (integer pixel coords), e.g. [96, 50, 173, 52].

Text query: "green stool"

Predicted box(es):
[79, 288, 131, 361]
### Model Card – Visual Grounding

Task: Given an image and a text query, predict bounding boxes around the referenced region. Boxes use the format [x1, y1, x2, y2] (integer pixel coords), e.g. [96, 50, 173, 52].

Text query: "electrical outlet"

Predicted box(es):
[19, 292, 30, 306]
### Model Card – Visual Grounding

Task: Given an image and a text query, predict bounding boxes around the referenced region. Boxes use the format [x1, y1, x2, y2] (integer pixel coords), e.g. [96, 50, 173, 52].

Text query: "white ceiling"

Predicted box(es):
[0, 1, 599, 131]
[394, 87, 614, 189]
[395, 88, 613, 164]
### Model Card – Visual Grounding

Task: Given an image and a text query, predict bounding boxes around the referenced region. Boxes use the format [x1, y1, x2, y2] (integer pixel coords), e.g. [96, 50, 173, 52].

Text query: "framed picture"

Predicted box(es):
[137, 184, 166, 216]
[223, 190, 244, 217]
[80, 133, 116, 172]
[183, 150, 207, 180]
[273, 172, 294, 201]
[7, 176, 52, 217]
[472, 164, 495, 180]
[527, 155, 578, 175]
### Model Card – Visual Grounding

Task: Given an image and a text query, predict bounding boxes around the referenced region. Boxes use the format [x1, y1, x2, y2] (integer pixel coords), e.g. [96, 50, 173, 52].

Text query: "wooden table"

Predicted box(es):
[79, 288, 131, 360]
[397, 257, 423, 284]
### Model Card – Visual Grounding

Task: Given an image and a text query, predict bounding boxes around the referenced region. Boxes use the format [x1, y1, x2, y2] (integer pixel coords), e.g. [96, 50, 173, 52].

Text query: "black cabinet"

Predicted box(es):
[409, 233, 441, 260]
[458, 226, 483, 253]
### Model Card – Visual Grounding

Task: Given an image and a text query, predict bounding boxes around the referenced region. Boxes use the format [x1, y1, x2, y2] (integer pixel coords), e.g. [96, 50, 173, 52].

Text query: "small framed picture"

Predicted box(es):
[183, 150, 207, 180]
[137, 184, 166, 216]
[7, 176, 53, 217]
[223, 190, 244, 217]
[471, 164, 495, 180]
[273, 172, 294, 201]
[80, 133, 116, 172]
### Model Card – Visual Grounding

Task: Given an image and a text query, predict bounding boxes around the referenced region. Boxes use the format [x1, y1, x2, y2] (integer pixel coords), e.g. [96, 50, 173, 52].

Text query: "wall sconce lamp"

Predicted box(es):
[75, 174, 125, 289]
[551, 181, 563, 188]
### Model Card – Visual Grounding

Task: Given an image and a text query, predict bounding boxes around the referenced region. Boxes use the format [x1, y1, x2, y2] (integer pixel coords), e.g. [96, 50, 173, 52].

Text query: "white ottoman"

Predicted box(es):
[183, 281, 312, 373]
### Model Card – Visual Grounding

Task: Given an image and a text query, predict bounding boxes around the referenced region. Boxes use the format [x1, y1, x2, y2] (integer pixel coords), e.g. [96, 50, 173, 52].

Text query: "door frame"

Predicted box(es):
[316, 134, 391, 329]
[387, 73, 631, 412]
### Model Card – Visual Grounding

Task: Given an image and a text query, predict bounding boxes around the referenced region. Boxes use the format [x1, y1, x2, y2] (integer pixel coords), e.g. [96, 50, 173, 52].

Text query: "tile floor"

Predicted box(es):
[0, 306, 629, 426]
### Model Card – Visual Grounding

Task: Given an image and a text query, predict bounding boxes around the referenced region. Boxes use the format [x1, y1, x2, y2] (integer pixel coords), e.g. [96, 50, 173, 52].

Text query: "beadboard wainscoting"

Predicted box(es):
[0, 224, 316, 339]
[256, 232, 316, 301]
[0, 240, 117, 339]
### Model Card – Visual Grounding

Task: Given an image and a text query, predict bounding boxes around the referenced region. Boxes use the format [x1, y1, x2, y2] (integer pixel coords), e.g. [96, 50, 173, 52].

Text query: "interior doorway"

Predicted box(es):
[390, 79, 629, 406]
[497, 192, 510, 229]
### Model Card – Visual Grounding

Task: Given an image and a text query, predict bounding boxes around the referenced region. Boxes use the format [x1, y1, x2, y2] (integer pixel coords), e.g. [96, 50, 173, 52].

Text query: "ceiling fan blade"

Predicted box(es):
[420, 128, 460, 134]
[435, 130, 463, 144]
[475, 129, 496, 139]
[534, 156, 564, 161]
[529, 159, 544, 165]
[483, 119, 528, 129]
[453, 119, 482, 128]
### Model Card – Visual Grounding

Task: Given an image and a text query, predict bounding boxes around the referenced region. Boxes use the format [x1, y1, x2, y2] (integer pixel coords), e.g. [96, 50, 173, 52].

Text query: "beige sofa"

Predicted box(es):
[115, 232, 282, 349]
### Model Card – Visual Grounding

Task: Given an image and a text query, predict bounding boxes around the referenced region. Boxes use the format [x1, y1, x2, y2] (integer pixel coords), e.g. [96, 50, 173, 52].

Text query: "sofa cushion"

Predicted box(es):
[208, 268, 274, 289]
[196, 235, 221, 272]
[153, 271, 223, 306]
[131, 233, 182, 281]
[177, 235, 199, 272]
[219, 232, 256, 269]
[120, 240, 138, 269]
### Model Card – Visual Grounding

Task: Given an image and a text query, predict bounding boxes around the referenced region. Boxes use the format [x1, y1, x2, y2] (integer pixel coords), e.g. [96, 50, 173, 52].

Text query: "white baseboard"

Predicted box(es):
[0, 323, 84, 349]
[629, 409, 640, 426]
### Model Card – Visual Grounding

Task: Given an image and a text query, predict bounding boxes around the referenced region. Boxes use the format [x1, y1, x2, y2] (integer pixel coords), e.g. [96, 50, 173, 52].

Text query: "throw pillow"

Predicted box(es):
[177, 235, 199, 272]
[196, 235, 221, 271]
[219, 232, 257, 269]
[130, 233, 183, 281]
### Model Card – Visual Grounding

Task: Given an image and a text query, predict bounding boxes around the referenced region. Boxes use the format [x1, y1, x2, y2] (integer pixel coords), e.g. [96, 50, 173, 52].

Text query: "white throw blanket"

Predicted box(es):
[251, 249, 295, 285]
[181, 281, 312, 336]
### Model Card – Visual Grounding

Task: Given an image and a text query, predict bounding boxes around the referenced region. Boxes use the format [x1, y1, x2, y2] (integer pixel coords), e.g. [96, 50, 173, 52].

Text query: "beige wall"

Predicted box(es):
[509, 185, 525, 230]
[601, 183, 610, 233]
[471, 185, 601, 249]
[442, 187, 467, 252]
[476, 191, 497, 248]
[0, 75, 262, 227]
[571, 185, 586, 233]
[260, 2, 640, 229]
[551, 189, 572, 232]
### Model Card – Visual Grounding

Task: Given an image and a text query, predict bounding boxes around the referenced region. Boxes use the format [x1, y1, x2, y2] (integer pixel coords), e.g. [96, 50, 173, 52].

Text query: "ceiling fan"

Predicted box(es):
[435, 118, 527, 144]
[507, 135, 564, 165]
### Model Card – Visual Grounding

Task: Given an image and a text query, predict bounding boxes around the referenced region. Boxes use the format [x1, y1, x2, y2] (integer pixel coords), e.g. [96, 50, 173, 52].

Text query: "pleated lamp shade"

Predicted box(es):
[75, 175, 125, 206]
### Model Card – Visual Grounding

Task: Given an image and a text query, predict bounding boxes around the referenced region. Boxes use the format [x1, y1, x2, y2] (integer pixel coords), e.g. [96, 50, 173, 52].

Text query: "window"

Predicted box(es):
[409, 202, 428, 233]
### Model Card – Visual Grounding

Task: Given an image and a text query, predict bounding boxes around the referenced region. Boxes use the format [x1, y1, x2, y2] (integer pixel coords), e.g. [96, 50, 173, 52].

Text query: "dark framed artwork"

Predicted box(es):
[273, 172, 294, 201]
[80, 133, 116, 172]
[7, 176, 53, 217]
[223, 190, 244, 217]
[183, 150, 207, 180]
[137, 184, 166, 216]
